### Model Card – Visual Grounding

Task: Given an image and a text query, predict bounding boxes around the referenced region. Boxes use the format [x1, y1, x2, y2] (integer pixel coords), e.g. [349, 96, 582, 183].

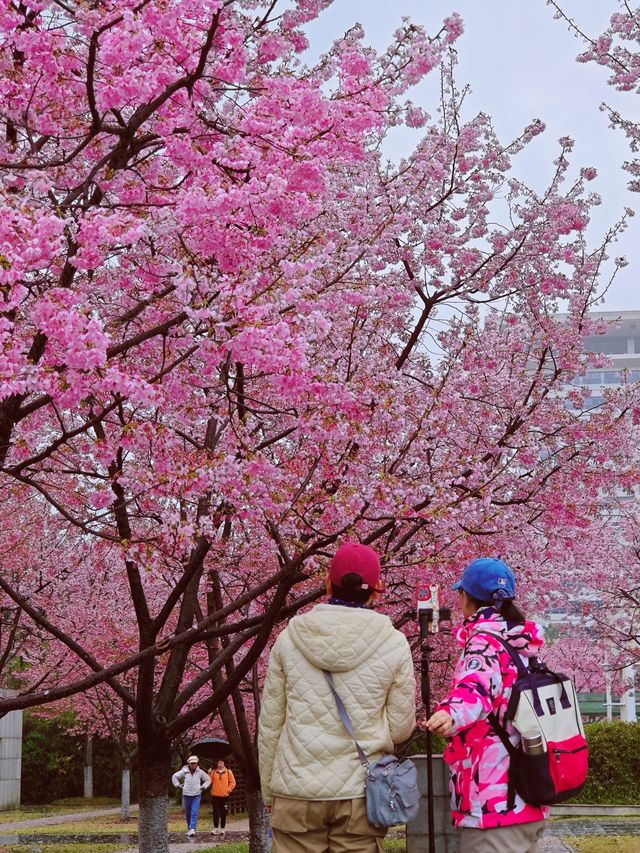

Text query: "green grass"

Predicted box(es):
[564, 838, 640, 853]
[50, 797, 120, 809]
[0, 809, 60, 825]
[0, 805, 242, 835]
[0, 798, 121, 826]
[0, 815, 136, 835]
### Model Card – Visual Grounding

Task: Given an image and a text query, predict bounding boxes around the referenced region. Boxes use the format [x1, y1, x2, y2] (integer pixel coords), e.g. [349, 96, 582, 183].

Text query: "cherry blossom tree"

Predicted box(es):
[583, 508, 640, 669]
[549, 1, 640, 190]
[1, 2, 639, 851]
[541, 631, 609, 693]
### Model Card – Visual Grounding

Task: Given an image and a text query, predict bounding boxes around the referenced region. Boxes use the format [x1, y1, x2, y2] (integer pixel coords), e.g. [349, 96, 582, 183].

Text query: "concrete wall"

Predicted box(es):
[0, 691, 22, 810]
[407, 755, 459, 853]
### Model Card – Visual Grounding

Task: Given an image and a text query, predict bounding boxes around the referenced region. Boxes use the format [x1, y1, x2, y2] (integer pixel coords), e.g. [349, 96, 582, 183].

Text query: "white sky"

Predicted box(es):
[305, 1, 639, 312]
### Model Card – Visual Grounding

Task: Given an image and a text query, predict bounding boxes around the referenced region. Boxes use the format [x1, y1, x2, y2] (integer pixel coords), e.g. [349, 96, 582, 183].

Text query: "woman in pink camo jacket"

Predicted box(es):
[427, 558, 549, 853]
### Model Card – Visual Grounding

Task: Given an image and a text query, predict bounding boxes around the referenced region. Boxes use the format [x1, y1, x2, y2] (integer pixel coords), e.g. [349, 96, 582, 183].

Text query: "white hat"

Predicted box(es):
[187, 755, 199, 764]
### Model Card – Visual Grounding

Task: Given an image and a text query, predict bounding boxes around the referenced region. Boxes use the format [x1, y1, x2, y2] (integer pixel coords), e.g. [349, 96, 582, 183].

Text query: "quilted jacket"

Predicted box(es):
[258, 603, 416, 804]
[436, 607, 549, 829]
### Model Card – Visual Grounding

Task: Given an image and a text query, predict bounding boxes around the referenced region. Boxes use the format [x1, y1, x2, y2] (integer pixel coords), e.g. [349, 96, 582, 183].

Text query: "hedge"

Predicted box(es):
[573, 722, 640, 805]
[402, 722, 640, 805]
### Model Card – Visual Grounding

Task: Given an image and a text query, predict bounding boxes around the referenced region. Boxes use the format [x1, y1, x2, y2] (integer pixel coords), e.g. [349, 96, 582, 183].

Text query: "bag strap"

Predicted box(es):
[473, 634, 522, 750]
[467, 632, 524, 745]
[467, 632, 529, 811]
[322, 670, 370, 768]
[473, 631, 548, 717]
[486, 709, 519, 811]
[472, 631, 528, 676]
[487, 710, 518, 757]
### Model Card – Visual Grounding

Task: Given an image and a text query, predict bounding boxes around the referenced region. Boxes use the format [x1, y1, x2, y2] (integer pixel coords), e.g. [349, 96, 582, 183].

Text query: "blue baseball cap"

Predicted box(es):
[452, 558, 516, 603]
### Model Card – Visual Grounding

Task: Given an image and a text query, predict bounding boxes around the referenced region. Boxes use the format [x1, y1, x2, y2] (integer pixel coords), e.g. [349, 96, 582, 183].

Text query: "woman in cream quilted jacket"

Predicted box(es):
[258, 542, 416, 853]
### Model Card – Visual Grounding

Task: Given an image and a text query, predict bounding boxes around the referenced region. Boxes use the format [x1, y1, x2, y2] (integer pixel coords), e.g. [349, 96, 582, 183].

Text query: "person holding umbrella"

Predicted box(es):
[209, 759, 236, 839]
[171, 755, 211, 837]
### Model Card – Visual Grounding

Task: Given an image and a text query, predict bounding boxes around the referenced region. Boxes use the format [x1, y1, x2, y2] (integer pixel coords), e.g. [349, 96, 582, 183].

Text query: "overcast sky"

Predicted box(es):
[305, 1, 638, 312]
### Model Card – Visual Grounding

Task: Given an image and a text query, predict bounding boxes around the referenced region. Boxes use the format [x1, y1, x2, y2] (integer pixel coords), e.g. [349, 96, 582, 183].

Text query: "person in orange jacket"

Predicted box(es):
[209, 759, 236, 838]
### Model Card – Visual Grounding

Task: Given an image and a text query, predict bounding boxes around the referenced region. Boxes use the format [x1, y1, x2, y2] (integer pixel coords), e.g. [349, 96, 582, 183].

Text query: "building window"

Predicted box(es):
[584, 336, 628, 354]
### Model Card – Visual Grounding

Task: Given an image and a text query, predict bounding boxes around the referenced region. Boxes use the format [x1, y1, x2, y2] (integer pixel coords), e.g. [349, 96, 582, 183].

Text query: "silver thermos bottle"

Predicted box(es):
[521, 731, 546, 755]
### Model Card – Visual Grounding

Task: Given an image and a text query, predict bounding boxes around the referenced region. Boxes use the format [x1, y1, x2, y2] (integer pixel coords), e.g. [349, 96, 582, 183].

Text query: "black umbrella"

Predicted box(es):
[188, 737, 232, 762]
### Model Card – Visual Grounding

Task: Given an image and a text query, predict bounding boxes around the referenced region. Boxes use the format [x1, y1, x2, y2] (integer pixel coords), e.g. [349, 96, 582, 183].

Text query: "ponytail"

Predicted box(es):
[490, 587, 526, 624]
[466, 592, 526, 625]
[499, 599, 526, 625]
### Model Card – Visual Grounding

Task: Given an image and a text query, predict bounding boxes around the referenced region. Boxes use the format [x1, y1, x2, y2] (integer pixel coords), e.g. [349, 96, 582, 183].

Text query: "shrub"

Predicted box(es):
[21, 712, 84, 803]
[21, 712, 135, 805]
[399, 721, 640, 805]
[572, 722, 640, 804]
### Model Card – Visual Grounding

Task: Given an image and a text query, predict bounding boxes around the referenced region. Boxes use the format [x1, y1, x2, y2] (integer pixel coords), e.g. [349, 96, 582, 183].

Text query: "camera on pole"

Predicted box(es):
[416, 583, 451, 853]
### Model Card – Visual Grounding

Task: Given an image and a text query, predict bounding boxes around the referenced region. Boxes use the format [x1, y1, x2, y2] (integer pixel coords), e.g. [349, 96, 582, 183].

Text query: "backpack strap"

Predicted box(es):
[474, 631, 528, 676]
[473, 632, 546, 717]
[486, 710, 518, 810]
[463, 631, 526, 810]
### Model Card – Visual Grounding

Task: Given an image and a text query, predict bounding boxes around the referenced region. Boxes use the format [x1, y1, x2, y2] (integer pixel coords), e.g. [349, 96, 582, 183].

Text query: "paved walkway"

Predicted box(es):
[117, 825, 582, 853]
[547, 818, 640, 835]
[120, 835, 246, 853]
[117, 825, 577, 853]
[120, 820, 251, 851]
[0, 804, 139, 830]
[539, 841, 576, 852]
[4, 806, 640, 851]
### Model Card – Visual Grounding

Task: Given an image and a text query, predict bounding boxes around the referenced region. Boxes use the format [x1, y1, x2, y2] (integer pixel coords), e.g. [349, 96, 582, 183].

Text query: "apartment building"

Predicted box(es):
[571, 310, 640, 406]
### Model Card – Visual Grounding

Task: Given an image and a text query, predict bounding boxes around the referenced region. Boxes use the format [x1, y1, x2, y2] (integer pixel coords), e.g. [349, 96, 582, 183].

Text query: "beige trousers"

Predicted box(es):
[270, 796, 386, 853]
[459, 820, 546, 853]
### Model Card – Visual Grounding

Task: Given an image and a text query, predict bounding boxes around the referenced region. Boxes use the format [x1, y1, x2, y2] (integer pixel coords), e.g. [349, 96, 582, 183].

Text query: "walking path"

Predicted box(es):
[117, 824, 578, 853]
[3, 806, 640, 851]
[540, 841, 576, 853]
[546, 818, 640, 835]
[122, 819, 250, 852]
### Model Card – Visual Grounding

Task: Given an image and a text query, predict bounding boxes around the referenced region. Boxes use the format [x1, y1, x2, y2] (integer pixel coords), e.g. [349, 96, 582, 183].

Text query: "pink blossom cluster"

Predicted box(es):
[550, 1, 640, 189]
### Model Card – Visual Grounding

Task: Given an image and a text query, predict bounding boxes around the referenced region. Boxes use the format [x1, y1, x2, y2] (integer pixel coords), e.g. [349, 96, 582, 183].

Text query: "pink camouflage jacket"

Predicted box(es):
[436, 607, 550, 829]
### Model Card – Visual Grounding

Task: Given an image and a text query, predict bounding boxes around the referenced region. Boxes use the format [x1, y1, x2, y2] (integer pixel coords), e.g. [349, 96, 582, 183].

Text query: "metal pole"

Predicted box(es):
[416, 582, 451, 853]
[605, 663, 613, 723]
[419, 615, 436, 853]
[621, 664, 637, 723]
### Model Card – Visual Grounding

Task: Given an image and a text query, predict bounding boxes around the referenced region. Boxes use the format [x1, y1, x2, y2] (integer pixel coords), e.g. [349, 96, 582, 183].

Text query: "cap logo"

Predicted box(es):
[498, 578, 506, 586]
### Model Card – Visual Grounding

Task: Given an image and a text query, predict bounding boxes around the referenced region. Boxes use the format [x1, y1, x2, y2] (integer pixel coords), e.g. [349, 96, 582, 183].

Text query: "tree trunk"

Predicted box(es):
[121, 756, 131, 821]
[247, 786, 271, 853]
[137, 739, 171, 853]
[84, 733, 93, 799]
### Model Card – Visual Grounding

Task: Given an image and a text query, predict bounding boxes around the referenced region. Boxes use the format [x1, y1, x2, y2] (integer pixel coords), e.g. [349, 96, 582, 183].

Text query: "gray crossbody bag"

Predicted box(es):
[322, 670, 420, 828]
